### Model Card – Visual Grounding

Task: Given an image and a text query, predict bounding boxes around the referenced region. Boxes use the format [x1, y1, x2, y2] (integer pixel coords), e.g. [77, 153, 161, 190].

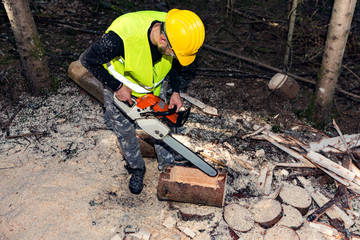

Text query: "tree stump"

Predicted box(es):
[251, 199, 282, 228]
[264, 225, 300, 240]
[157, 166, 227, 207]
[279, 184, 312, 215]
[223, 203, 254, 232]
[268, 73, 300, 100]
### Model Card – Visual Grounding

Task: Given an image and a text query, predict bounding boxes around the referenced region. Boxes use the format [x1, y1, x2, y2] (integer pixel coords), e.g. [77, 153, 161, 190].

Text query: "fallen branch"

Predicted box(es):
[241, 125, 268, 139]
[297, 176, 355, 228]
[203, 44, 360, 101]
[307, 191, 355, 222]
[305, 150, 356, 182]
[6, 131, 50, 139]
[180, 93, 218, 116]
[333, 119, 357, 164]
[251, 134, 315, 167]
[309, 133, 360, 153]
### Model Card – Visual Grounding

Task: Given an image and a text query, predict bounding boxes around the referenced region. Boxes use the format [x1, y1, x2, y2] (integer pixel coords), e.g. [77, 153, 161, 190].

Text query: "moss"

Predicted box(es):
[28, 34, 47, 60]
[51, 76, 60, 89]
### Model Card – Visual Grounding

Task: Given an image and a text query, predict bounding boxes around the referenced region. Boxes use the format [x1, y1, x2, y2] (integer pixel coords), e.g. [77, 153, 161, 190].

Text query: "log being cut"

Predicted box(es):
[157, 166, 227, 207]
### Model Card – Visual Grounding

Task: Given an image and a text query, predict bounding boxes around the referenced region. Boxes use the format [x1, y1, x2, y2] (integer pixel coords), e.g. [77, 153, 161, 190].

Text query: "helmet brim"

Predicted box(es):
[176, 53, 196, 66]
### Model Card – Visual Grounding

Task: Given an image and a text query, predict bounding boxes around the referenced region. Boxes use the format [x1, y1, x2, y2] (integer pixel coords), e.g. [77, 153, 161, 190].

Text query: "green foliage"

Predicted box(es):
[271, 124, 283, 133]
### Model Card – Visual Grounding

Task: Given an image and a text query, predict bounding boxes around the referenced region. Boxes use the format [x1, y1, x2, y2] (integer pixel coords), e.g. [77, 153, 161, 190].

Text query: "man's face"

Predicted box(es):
[159, 32, 177, 58]
[158, 45, 176, 58]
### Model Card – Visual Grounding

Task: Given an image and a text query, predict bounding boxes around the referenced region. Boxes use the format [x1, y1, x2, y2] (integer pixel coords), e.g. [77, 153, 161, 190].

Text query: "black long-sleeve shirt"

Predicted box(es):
[80, 21, 182, 93]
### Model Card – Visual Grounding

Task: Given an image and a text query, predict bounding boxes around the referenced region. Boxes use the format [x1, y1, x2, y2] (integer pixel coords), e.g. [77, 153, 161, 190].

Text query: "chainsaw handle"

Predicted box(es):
[151, 106, 177, 116]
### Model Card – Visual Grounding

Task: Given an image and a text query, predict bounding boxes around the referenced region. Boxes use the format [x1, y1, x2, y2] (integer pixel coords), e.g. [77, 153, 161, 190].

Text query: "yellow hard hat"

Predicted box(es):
[165, 9, 205, 66]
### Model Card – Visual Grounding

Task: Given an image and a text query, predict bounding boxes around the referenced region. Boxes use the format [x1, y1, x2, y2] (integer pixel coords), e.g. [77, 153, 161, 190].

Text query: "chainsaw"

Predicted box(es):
[113, 94, 218, 177]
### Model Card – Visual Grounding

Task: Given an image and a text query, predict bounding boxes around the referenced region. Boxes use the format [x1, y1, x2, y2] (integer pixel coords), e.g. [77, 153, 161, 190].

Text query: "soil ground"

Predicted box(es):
[0, 0, 360, 240]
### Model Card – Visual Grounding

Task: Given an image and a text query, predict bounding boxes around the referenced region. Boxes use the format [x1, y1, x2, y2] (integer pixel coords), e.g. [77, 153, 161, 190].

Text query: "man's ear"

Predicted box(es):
[159, 33, 167, 45]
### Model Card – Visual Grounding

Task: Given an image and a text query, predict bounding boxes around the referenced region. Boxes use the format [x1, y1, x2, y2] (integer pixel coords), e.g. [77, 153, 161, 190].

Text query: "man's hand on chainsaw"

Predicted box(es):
[169, 92, 184, 113]
[114, 85, 133, 105]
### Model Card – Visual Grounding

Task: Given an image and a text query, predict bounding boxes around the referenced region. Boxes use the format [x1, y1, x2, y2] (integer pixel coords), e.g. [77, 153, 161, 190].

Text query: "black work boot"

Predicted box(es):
[125, 165, 146, 194]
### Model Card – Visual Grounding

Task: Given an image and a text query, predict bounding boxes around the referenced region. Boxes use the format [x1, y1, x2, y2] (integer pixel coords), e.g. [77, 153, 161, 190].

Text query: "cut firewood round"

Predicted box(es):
[264, 225, 300, 240]
[276, 205, 304, 230]
[251, 199, 282, 228]
[223, 203, 254, 232]
[279, 184, 312, 215]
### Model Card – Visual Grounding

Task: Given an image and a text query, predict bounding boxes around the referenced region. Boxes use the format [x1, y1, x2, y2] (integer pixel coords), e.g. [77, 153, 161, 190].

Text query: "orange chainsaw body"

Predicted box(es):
[136, 94, 178, 124]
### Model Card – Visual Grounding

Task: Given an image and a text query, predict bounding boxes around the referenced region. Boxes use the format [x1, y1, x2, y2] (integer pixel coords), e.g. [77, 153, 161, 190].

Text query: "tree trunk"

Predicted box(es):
[283, 0, 298, 67]
[2, 0, 52, 94]
[313, 0, 356, 123]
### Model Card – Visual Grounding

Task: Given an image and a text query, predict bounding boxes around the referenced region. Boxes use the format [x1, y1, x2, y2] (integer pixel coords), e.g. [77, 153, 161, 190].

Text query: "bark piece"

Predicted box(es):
[223, 203, 254, 232]
[251, 199, 282, 228]
[268, 73, 300, 100]
[276, 205, 304, 230]
[264, 225, 299, 240]
[157, 166, 227, 207]
[279, 184, 312, 215]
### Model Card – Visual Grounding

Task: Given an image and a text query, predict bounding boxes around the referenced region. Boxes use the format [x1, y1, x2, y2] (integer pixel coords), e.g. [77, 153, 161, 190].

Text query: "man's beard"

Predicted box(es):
[158, 46, 166, 55]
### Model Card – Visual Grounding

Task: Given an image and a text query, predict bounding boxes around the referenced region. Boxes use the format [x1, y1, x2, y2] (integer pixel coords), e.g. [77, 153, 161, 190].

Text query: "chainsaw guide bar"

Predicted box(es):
[113, 94, 218, 177]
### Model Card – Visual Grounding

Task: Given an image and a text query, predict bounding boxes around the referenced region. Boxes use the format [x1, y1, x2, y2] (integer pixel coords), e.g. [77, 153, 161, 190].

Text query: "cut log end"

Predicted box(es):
[276, 205, 304, 230]
[251, 199, 282, 228]
[268, 73, 300, 100]
[223, 203, 254, 232]
[264, 225, 300, 240]
[279, 184, 312, 215]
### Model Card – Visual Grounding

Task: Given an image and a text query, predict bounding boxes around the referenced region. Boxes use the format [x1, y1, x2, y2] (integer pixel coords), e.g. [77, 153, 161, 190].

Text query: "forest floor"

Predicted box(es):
[0, 0, 360, 240]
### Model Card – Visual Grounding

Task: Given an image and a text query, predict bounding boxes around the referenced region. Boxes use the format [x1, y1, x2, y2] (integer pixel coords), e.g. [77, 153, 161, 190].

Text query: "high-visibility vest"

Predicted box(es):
[104, 11, 173, 97]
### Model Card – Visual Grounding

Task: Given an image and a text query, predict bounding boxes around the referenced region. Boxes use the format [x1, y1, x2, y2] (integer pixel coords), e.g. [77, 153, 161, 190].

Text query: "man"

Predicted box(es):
[80, 9, 205, 194]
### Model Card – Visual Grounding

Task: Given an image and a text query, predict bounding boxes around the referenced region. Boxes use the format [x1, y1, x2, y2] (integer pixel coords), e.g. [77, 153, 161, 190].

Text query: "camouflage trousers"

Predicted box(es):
[103, 87, 175, 170]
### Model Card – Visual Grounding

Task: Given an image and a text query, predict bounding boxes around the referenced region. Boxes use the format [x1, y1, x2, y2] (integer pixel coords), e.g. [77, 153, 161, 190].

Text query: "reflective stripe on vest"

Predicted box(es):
[108, 60, 164, 93]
